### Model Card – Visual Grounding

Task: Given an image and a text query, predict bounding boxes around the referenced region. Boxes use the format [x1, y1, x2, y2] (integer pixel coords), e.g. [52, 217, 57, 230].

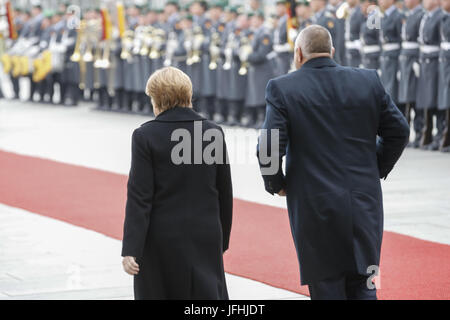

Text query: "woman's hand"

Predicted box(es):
[122, 256, 140, 275]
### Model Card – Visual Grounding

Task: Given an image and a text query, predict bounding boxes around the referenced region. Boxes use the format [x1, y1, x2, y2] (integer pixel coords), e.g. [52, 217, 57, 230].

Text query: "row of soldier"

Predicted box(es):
[1, 0, 449, 151]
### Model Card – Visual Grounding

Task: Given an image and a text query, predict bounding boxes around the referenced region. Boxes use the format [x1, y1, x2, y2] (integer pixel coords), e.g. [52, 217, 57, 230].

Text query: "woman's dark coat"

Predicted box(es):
[121, 107, 233, 300]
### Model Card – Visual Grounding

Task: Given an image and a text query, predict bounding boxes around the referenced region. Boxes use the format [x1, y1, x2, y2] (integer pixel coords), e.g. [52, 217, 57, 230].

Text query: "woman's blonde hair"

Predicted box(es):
[145, 67, 193, 112]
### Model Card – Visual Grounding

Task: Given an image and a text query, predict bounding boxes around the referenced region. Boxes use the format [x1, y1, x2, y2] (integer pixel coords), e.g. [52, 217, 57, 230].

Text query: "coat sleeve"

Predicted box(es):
[257, 79, 289, 195]
[374, 71, 410, 179]
[216, 128, 233, 253]
[121, 128, 154, 260]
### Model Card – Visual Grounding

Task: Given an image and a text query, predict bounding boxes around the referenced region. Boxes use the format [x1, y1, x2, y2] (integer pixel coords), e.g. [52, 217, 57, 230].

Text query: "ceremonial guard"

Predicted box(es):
[416, 0, 444, 150]
[170, 14, 190, 74]
[295, 0, 313, 31]
[379, 0, 403, 109]
[398, 0, 424, 147]
[438, 0, 450, 152]
[273, 1, 293, 75]
[329, 0, 347, 65]
[215, 5, 238, 124]
[343, 0, 365, 67]
[61, 12, 80, 106]
[245, 11, 275, 128]
[35, 11, 54, 103]
[200, 1, 224, 120]
[360, 0, 381, 70]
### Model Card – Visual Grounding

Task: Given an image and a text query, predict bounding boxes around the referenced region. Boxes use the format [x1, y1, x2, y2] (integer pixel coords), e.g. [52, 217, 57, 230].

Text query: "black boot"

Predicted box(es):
[440, 109, 450, 152]
[421, 108, 434, 149]
[97, 87, 106, 109]
[428, 109, 446, 151]
[226, 100, 244, 126]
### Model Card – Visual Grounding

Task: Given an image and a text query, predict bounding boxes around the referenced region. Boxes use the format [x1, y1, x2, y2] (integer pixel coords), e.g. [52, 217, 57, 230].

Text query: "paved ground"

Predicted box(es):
[0, 98, 449, 299]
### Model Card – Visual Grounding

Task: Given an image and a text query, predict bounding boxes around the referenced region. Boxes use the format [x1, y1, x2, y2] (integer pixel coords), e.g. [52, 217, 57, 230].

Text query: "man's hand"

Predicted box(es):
[122, 256, 139, 275]
[278, 189, 287, 197]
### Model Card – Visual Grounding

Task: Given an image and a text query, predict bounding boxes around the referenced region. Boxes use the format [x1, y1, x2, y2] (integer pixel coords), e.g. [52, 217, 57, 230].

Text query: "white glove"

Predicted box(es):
[413, 61, 420, 78]
[224, 47, 232, 57]
[210, 45, 220, 56]
[184, 40, 192, 51]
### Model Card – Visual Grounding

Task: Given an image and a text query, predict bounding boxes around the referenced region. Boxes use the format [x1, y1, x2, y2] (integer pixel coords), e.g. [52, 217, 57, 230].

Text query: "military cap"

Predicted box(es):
[296, 0, 310, 6]
[43, 9, 54, 18]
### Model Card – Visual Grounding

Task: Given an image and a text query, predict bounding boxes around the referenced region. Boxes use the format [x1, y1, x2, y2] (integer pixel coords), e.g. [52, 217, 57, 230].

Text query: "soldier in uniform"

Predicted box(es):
[416, 0, 444, 150]
[360, 0, 381, 70]
[186, 0, 207, 112]
[199, 1, 224, 120]
[379, 0, 404, 111]
[328, 0, 347, 65]
[164, 0, 181, 32]
[273, 1, 293, 76]
[85, 8, 102, 103]
[10, 7, 29, 100]
[310, 0, 338, 60]
[344, 0, 365, 67]
[227, 12, 251, 126]
[35, 10, 54, 103]
[296, 0, 313, 29]
[172, 13, 192, 74]
[438, 0, 450, 152]
[60, 8, 80, 106]
[398, 0, 424, 148]
[24, 3, 44, 102]
[215, 5, 238, 124]
[244, 11, 275, 128]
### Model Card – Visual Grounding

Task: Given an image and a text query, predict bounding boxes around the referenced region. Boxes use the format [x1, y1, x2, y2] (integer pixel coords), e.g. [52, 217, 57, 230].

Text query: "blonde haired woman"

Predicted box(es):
[121, 67, 233, 299]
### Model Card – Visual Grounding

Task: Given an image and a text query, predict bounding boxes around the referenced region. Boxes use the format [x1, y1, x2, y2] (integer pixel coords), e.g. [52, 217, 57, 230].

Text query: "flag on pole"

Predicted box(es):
[6, 1, 18, 40]
[116, 2, 126, 39]
[286, 0, 298, 48]
[100, 7, 112, 41]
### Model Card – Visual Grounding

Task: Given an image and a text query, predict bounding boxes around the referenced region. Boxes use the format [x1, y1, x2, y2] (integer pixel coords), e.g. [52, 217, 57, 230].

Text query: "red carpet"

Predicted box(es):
[1, 150, 449, 299]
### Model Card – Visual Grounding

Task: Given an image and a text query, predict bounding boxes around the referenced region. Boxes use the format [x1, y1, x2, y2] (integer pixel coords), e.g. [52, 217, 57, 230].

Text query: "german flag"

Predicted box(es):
[100, 7, 112, 41]
[6, 1, 18, 40]
[116, 2, 126, 39]
[286, 0, 298, 48]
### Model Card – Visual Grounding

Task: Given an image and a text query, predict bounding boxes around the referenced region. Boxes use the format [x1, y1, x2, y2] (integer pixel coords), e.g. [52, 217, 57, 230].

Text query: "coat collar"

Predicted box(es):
[152, 106, 206, 123]
[301, 57, 338, 69]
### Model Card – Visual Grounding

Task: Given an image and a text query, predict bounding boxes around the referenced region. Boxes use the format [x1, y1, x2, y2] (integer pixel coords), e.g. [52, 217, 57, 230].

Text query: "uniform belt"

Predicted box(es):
[382, 43, 401, 51]
[345, 40, 361, 50]
[441, 42, 450, 51]
[420, 45, 440, 54]
[362, 45, 381, 54]
[401, 41, 419, 50]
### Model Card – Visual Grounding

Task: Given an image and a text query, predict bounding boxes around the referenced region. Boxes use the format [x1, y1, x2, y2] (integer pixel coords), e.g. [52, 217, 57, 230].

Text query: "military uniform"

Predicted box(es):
[398, 5, 424, 147]
[273, 14, 292, 75]
[438, 10, 450, 151]
[60, 17, 79, 106]
[379, 5, 403, 105]
[227, 27, 250, 126]
[245, 25, 275, 128]
[329, 1, 346, 66]
[200, 19, 222, 120]
[113, 35, 125, 109]
[417, 8, 444, 150]
[215, 19, 234, 123]
[360, 11, 381, 70]
[345, 6, 365, 68]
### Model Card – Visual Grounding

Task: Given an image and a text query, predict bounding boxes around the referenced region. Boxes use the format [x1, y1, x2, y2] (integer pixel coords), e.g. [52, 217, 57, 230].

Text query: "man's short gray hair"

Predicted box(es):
[295, 25, 333, 58]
